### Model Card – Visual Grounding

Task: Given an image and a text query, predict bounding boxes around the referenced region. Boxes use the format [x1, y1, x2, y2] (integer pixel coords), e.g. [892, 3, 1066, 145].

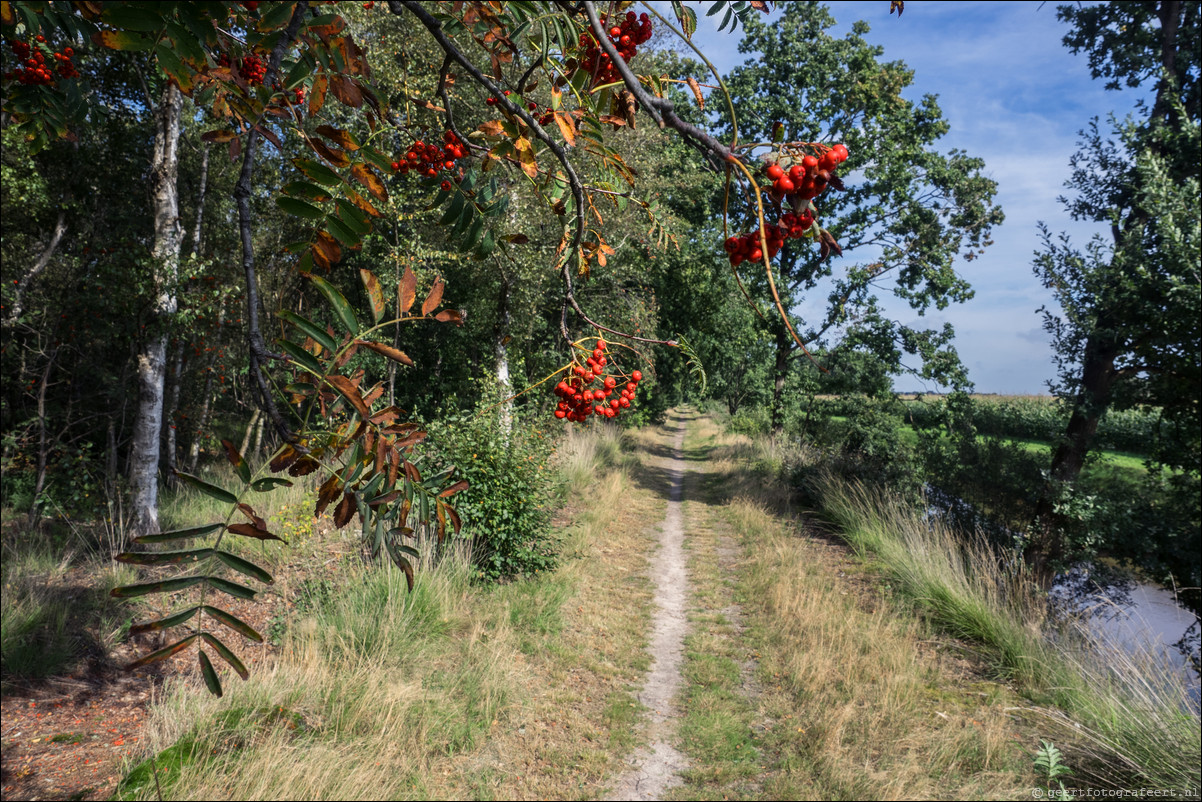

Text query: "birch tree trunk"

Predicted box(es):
[128, 83, 183, 538]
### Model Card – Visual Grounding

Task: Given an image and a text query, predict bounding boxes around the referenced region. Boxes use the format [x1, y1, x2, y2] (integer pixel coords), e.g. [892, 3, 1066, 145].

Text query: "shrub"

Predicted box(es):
[425, 391, 559, 581]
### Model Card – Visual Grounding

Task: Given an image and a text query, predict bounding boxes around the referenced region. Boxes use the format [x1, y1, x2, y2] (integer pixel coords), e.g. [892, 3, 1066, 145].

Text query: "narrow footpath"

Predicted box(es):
[606, 412, 691, 800]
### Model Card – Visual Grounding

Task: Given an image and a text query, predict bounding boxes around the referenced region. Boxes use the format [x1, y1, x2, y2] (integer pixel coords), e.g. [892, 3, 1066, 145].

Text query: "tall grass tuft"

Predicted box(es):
[814, 472, 1201, 792]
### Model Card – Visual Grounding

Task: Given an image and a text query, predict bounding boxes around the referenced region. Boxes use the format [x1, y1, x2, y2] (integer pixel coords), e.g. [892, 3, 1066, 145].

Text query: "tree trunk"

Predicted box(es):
[1029, 330, 1120, 583]
[27, 349, 58, 526]
[128, 83, 183, 537]
[162, 340, 184, 487]
[495, 269, 512, 433]
[770, 324, 791, 435]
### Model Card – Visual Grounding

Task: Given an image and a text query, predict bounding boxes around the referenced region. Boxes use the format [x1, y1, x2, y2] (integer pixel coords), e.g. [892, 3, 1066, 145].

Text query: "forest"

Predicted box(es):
[1, 1, 1199, 800]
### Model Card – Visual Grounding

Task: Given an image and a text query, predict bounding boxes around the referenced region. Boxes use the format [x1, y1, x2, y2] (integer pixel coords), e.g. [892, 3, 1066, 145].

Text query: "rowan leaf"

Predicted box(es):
[133, 523, 223, 544]
[221, 439, 252, 484]
[199, 649, 222, 696]
[201, 632, 249, 680]
[129, 606, 202, 635]
[280, 310, 337, 354]
[126, 634, 198, 671]
[356, 339, 415, 367]
[307, 274, 360, 335]
[203, 606, 264, 643]
[115, 548, 214, 566]
[327, 374, 371, 419]
[422, 277, 445, 316]
[110, 575, 205, 598]
[206, 575, 257, 601]
[215, 550, 273, 584]
[174, 471, 237, 504]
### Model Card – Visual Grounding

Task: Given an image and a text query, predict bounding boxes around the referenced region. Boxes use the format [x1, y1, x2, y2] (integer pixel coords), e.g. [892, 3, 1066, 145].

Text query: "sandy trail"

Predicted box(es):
[605, 413, 691, 801]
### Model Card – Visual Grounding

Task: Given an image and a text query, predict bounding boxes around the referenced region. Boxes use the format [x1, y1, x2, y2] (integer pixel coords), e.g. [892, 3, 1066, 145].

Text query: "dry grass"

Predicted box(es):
[121, 421, 668, 801]
[677, 414, 1037, 800]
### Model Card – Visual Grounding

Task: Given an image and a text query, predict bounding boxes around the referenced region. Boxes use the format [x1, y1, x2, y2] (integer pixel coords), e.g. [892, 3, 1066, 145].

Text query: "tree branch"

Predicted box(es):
[4, 211, 66, 327]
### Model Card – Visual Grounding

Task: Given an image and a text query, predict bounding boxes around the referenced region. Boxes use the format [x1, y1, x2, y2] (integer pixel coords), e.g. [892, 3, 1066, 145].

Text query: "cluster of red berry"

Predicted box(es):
[215, 52, 266, 86]
[553, 339, 643, 422]
[764, 144, 848, 202]
[5, 37, 78, 85]
[724, 145, 849, 266]
[577, 11, 653, 87]
[391, 131, 466, 191]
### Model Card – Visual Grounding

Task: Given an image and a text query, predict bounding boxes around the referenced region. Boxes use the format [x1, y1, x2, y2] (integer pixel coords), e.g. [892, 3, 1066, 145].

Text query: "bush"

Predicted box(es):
[425, 391, 559, 581]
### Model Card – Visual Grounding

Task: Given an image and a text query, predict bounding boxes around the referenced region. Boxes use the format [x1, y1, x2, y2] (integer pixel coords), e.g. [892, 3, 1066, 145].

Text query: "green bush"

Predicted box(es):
[425, 391, 559, 581]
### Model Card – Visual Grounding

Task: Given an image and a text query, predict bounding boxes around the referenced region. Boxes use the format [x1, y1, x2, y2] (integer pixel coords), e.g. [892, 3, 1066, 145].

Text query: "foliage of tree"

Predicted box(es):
[1030, 0, 1200, 582]
[718, 3, 1001, 431]
[3, 0, 893, 694]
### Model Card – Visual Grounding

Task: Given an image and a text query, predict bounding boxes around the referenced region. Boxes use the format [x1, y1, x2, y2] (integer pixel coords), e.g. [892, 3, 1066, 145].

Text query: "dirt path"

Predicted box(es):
[605, 412, 692, 800]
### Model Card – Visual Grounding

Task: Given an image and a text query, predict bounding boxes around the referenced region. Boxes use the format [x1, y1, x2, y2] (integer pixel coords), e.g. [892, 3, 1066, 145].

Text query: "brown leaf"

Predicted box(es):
[356, 339, 414, 367]
[288, 456, 320, 477]
[686, 76, 705, 111]
[333, 492, 355, 528]
[253, 124, 283, 151]
[388, 447, 400, 487]
[434, 309, 463, 326]
[362, 383, 384, 407]
[326, 374, 371, 419]
[307, 137, 351, 168]
[477, 119, 505, 137]
[445, 503, 462, 535]
[421, 276, 445, 316]
[598, 115, 627, 128]
[313, 232, 342, 270]
[374, 433, 386, 475]
[309, 73, 328, 116]
[316, 124, 359, 151]
[438, 480, 469, 498]
[227, 523, 284, 541]
[513, 137, 539, 178]
[359, 269, 386, 322]
[330, 74, 364, 108]
[270, 445, 299, 472]
[345, 189, 381, 217]
[237, 503, 266, 530]
[201, 129, 238, 143]
[399, 266, 417, 315]
[316, 474, 343, 517]
[350, 163, 388, 202]
[552, 111, 576, 146]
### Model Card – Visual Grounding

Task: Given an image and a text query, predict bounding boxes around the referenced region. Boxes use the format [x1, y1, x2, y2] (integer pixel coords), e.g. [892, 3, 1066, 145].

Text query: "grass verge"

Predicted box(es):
[670, 414, 1038, 799]
[813, 469, 1201, 794]
[117, 421, 667, 801]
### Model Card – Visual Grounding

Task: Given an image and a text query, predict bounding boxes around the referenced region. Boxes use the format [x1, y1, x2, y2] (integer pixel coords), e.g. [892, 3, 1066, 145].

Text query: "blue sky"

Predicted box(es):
[669, 1, 1145, 394]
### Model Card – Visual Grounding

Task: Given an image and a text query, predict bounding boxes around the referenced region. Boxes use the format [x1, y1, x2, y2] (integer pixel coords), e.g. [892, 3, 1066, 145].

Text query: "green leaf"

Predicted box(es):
[438, 192, 466, 226]
[199, 649, 223, 696]
[115, 548, 214, 566]
[206, 575, 258, 601]
[281, 181, 332, 202]
[111, 575, 206, 598]
[201, 632, 249, 680]
[126, 634, 198, 670]
[252, 477, 294, 492]
[279, 310, 337, 353]
[292, 157, 342, 187]
[276, 196, 326, 219]
[283, 55, 314, 90]
[203, 605, 264, 642]
[215, 550, 273, 584]
[165, 21, 207, 67]
[128, 606, 202, 635]
[307, 274, 360, 335]
[134, 522, 223, 544]
[92, 29, 156, 51]
[100, 5, 165, 32]
[323, 213, 359, 248]
[174, 471, 237, 504]
[154, 44, 192, 93]
[222, 439, 252, 484]
[257, 1, 296, 31]
[333, 199, 370, 235]
[278, 338, 324, 374]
